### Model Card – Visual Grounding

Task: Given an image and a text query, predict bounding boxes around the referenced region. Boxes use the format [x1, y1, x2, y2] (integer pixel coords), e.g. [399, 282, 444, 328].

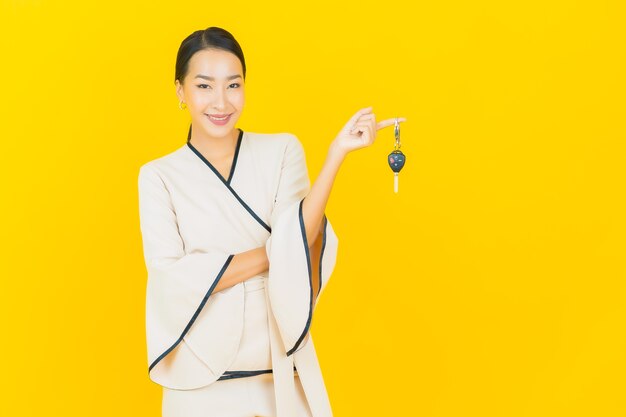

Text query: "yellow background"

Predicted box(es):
[1, 0, 625, 416]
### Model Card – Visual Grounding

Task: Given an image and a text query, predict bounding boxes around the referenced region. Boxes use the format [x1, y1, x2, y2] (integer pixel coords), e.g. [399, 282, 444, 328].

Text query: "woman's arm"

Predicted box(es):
[301, 106, 406, 247]
[301, 146, 345, 247]
[212, 246, 269, 293]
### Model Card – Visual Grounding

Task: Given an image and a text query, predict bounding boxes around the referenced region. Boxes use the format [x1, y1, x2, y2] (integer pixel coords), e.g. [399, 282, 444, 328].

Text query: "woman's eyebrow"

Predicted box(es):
[194, 74, 242, 81]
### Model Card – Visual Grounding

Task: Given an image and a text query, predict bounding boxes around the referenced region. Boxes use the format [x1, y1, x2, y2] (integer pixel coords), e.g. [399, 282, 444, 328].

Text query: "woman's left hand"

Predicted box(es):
[329, 106, 407, 159]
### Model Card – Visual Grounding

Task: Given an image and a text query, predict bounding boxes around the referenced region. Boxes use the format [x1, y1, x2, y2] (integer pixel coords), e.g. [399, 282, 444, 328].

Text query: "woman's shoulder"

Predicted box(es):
[245, 130, 303, 158]
[246, 130, 299, 146]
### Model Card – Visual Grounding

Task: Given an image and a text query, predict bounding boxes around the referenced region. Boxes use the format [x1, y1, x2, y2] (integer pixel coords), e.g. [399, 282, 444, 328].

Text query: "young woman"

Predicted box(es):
[138, 26, 405, 417]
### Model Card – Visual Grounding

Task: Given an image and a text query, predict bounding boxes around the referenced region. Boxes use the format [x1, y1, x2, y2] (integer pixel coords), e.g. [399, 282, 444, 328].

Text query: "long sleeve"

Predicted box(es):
[262, 134, 339, 417]
[138, 163, 244, 389]
[265, 134, 339, 356]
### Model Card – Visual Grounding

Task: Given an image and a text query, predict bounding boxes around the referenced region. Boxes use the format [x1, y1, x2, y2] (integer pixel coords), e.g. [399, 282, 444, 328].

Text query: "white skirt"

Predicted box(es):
[162, 276, 313, 417]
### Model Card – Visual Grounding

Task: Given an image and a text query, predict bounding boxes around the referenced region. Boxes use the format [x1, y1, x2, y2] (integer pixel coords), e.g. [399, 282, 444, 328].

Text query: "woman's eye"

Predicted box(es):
[196, 83, 240, 89]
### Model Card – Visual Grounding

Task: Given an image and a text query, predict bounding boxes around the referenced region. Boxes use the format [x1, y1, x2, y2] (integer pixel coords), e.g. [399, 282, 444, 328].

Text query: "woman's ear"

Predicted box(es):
[175, 80, 184, 102]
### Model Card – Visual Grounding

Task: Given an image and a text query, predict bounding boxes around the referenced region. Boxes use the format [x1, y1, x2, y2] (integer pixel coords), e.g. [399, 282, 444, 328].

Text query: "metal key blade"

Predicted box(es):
[394, 173, 399, 193]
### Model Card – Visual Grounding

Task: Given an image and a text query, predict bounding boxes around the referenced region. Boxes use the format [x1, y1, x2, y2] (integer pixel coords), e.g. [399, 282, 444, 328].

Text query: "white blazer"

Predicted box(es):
[138, 129, 339, 416]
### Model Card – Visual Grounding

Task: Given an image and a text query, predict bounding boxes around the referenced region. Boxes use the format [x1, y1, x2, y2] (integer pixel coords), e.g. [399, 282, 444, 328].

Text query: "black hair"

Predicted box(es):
[174, 26, 246, 85]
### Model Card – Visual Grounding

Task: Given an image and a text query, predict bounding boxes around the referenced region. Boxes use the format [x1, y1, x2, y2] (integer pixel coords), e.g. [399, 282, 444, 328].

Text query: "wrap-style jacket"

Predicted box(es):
[137, 128, 339, 416]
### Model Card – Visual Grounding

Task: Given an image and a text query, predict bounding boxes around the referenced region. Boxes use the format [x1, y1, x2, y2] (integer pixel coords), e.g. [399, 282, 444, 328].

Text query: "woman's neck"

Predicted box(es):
[190, 127, 240, 158]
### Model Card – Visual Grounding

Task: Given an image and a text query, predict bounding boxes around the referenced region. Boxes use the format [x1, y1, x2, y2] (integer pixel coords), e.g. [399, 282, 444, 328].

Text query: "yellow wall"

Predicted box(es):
[1, 0, 624, 416]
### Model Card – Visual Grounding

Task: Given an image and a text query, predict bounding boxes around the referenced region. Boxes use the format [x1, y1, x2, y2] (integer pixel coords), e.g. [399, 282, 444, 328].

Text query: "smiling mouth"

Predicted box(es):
[206, 113, 232, 121]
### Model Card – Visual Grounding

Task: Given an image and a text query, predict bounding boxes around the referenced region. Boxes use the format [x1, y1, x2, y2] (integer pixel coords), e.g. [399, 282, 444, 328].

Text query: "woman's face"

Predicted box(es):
[175, 48, 245, 139]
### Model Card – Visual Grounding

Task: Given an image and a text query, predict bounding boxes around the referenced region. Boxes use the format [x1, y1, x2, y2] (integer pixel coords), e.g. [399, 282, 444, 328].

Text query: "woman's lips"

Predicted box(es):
[205, 113, 232, 125]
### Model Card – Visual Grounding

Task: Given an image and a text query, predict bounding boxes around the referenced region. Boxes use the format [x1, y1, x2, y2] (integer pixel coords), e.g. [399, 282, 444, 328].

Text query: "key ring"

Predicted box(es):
[387, 116, 406, 193]
[394, 117, 401, 150]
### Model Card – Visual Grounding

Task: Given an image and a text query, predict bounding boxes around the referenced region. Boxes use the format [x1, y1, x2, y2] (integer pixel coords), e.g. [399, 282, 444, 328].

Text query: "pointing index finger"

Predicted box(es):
[376, 117, 407, 131]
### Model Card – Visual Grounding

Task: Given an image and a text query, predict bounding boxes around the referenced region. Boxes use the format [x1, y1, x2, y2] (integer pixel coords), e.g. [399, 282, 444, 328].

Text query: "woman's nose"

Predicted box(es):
[213, 89, 227, 109]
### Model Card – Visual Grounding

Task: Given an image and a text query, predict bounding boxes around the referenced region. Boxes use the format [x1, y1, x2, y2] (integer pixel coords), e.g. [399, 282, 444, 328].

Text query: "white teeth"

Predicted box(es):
[208, 114, 229, 121]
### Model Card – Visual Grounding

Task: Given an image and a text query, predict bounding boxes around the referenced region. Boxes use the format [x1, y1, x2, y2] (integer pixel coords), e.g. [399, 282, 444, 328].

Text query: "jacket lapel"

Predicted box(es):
[186, 126, 272, 233]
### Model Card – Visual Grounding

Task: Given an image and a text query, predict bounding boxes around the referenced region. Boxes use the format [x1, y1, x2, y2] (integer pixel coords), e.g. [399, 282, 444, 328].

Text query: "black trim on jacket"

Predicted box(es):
[287, 199, 329, 356]
[148, 254, 234, 372]
[185, 125, 271, 233]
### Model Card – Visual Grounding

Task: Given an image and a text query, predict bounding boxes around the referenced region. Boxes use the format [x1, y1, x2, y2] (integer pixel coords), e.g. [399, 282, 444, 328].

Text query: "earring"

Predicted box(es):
[387, 117, 406, 193]
[179, 100, 187, 110]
